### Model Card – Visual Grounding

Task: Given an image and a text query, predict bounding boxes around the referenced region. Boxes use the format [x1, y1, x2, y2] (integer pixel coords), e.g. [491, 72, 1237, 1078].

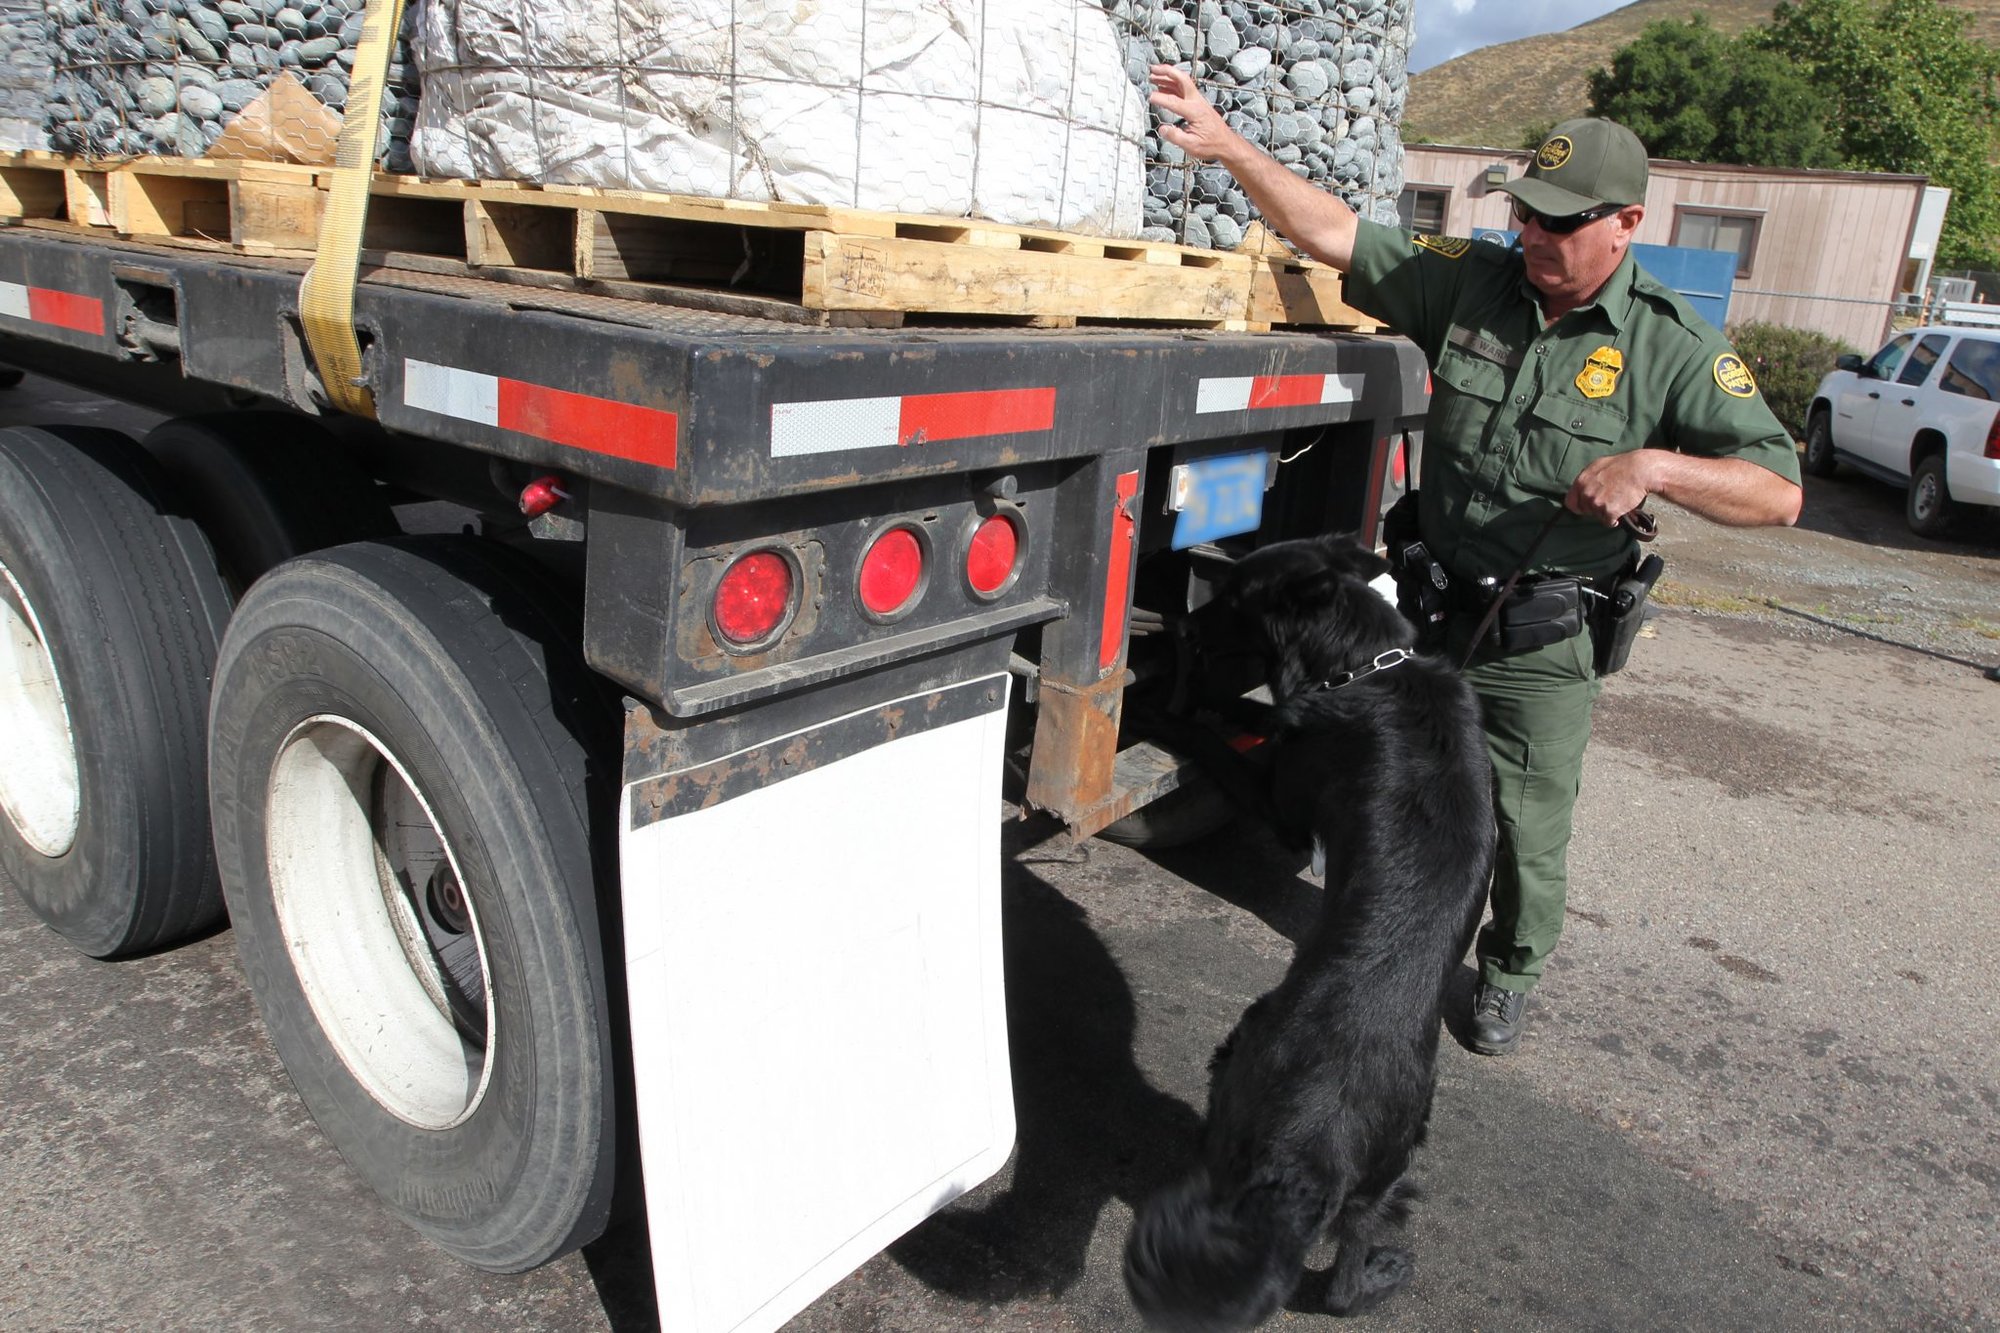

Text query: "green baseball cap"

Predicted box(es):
[1496, 118, 1649, 217]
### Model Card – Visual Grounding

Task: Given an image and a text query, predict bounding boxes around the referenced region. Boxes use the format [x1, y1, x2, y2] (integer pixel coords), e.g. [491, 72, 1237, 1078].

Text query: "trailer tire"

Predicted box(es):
[143, 412, 398, 593]
[208, 536, 620, 1272]
[0, 425, 232, 957]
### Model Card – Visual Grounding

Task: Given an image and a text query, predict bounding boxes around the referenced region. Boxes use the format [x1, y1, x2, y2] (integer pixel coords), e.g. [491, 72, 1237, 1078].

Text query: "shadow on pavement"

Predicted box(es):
[887, 861, 1204, 1301]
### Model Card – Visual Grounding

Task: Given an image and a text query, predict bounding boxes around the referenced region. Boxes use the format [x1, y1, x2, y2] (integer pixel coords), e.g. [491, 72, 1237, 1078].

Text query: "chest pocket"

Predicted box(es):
[1520, 393, 1630, 496]
[1430, 348, 1510, 449]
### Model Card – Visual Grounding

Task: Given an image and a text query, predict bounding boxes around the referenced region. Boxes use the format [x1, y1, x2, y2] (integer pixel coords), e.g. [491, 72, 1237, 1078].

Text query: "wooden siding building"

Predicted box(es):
[1399, 144, 1933, 351]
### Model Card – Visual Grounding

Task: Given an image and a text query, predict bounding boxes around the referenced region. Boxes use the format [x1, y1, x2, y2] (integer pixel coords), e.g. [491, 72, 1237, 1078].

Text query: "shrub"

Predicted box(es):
[1727, 321, 1858, 440]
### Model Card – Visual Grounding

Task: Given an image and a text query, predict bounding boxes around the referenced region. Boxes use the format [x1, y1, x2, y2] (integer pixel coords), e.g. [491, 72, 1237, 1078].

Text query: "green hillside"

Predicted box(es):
[1405, 0, 2000, 150]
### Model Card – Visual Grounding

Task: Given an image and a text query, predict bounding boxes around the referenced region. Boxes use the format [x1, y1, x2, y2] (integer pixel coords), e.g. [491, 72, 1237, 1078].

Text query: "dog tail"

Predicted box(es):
[1124, 1170, 1313, 1333]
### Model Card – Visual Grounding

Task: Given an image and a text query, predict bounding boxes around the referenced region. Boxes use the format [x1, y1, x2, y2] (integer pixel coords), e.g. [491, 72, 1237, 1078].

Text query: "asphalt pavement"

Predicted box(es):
[1, 373, 1996, 1330]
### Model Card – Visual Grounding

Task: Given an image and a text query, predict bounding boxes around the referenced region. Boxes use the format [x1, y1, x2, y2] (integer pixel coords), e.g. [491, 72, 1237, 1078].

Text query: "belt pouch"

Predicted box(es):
[1494, 576, 1585, 652]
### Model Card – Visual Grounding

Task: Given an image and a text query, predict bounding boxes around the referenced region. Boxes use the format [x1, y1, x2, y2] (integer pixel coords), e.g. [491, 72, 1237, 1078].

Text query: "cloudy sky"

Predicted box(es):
[1408, 0, 1638, 74]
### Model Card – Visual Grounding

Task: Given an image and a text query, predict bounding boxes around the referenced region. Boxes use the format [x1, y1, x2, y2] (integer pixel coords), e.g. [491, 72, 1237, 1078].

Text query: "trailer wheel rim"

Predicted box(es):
[0, 561, 81, 857]
[266, 715, 495, 1130]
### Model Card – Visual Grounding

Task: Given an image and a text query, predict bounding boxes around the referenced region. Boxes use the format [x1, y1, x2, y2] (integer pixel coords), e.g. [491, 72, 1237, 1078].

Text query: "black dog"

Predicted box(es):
[1123, 534, 1496, 1329]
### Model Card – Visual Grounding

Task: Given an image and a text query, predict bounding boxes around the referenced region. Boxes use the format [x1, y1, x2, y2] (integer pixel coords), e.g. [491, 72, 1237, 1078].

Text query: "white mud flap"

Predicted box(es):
[618, 674, 1016, 1332]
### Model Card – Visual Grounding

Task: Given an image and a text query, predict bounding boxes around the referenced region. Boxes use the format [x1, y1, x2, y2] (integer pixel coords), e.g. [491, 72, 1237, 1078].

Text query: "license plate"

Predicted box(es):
[1170, 450, 1269, 549]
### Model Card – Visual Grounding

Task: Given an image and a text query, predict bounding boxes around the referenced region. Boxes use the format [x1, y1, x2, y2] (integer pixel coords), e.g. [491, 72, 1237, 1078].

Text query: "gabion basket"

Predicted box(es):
[17, 0, 1408, 251]
[37, 0, 417, 168]
[1112, 0, 1413, 246]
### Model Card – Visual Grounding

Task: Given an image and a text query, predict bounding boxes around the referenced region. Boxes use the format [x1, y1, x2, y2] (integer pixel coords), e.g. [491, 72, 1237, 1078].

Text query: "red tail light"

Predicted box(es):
[858, 526, 926, 618]
[713, 549, 795, 647]
[1985, 411, 2000, 461]
[965, 513, 1021, 597]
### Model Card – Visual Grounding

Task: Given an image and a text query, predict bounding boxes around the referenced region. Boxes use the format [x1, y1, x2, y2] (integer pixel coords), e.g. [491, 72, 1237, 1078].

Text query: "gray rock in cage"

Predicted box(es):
[0, 0, 50, 147]
[1112, 0, 1412, 248]
[37, 0, 419, 168]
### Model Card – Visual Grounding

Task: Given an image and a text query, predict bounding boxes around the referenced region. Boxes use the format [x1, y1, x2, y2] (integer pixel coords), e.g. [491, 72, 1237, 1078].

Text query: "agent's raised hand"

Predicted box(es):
[1148, 65, 1242, 163]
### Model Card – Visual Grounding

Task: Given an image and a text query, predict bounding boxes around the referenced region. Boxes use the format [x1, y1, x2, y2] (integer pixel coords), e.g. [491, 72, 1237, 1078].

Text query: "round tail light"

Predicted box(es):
[713, 549, 796, 648]
[965, 513, 1021, 597]
[858, 526, 926, 619]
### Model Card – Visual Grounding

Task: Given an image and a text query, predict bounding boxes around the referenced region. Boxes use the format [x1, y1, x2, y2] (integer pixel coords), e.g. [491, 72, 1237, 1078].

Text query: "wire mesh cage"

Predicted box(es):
[20, 0, 1410, 251]
[37, 0, 418, 168]
[0, 0, 51, 148]
[1114, 0, 1412, 246]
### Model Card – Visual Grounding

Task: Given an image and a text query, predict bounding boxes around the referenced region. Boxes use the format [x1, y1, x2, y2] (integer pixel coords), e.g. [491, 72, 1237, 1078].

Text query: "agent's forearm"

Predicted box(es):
[1208, 138, 1361, 270]
[1648, 452, 1803, 528]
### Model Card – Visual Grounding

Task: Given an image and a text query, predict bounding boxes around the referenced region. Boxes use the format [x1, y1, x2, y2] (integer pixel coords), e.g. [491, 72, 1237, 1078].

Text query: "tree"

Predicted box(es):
[1586, 17, 1835, 168]
[1753, 0, 2000, 268]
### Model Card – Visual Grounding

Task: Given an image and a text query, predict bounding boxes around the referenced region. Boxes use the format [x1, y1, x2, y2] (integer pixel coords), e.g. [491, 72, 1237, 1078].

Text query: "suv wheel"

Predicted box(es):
[1906, 454, 1955, 538]
[1803, 409, 1838, 478]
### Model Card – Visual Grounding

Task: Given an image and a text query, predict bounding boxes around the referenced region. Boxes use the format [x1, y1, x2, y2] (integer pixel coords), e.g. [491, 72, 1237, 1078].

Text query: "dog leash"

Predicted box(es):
[1458, 502, 1656, 670]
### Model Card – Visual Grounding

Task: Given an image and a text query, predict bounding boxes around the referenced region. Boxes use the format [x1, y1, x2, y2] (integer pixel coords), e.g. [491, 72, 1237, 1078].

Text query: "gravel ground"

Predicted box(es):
[2, 376, 1995, 1331]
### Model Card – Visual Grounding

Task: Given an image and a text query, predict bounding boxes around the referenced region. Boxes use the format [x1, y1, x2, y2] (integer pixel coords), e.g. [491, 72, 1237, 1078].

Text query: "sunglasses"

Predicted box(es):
[1511, 200, 1622, 234]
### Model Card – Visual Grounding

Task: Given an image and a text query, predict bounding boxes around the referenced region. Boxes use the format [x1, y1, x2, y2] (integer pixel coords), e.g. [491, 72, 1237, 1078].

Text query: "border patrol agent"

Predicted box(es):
[1147, 72, 1804, 1055]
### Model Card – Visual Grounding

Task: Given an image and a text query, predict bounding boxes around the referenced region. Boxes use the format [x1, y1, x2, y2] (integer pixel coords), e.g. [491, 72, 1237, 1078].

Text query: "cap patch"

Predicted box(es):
[1413, 234, 1471, 258]
[1714, 353, 1757, 398]
[1536, 136, 1574, 171]
[1576, 346, 1624, 400]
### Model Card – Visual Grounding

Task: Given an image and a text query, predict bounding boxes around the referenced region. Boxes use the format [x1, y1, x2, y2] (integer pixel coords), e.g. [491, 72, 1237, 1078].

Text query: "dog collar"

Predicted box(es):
[1314, 647, 1415, 692]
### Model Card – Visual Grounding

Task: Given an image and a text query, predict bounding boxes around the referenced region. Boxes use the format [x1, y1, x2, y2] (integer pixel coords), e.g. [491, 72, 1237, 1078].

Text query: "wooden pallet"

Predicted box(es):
[0, 151, 1376, 332]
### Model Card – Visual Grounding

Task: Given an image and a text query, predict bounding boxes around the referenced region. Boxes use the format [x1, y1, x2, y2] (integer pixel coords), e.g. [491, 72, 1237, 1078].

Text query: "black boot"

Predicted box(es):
[1469, 982, 1528, 1055]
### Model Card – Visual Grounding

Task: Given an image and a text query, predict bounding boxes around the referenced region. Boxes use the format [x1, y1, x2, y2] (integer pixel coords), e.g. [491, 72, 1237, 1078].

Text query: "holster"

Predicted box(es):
[1591, 552, 1665, 675]
[1382, 491, 1450, 643]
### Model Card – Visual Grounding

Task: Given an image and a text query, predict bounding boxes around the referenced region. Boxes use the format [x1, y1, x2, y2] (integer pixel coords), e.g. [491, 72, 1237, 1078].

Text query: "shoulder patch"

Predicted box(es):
[1713, 353, 1758, 398]
[1412, 234, 1472, 258]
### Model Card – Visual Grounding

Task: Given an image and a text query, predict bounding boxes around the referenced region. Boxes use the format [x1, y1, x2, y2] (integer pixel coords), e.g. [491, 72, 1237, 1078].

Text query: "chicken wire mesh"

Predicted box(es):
[1117, 0, 1413, 244]
[12, 0, 1410, 250]
[35, 0, 417, 167]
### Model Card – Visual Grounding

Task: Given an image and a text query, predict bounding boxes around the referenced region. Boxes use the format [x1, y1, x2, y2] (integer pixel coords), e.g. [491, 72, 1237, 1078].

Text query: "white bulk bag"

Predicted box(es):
[411, 0, 1147, 236]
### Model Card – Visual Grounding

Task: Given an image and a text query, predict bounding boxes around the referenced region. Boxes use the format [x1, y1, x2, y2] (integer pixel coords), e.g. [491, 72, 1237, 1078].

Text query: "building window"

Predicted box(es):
[1397, 186, 1449, 235]
[1673, 208, 1761, 277]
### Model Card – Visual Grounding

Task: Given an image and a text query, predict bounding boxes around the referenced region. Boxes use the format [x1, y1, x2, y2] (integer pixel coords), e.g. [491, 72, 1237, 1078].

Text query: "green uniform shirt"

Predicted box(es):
[1346, 220, 1803, 584]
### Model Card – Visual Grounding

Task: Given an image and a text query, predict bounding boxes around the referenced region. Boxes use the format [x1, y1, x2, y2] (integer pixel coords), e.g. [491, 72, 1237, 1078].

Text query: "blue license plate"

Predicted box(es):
[1171, 450, 1269, 549]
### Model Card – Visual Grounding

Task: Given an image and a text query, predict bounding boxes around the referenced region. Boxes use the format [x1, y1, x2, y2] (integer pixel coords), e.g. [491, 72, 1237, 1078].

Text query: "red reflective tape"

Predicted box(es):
[27, 288, 103, 335]
[898, 387, 1055, 446]
[1248, 374, 1323, 409]
[1099, 470, 1140, 671]
[498, 379, 678, 469]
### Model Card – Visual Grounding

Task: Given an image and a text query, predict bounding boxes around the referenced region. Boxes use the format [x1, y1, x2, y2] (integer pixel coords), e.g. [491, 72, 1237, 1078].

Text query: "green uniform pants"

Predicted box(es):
[1449, 619, 1603, 994]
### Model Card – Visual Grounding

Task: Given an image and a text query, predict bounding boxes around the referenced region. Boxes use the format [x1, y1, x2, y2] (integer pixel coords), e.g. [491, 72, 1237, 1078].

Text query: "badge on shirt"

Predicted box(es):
[1714, 353, 1758, 397]
[1412, 234, 1471, 259]
[1576, 346, 1624, 399]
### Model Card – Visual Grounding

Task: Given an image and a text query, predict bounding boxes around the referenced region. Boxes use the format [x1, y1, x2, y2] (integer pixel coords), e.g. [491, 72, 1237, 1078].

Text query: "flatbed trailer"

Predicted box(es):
[0, 152, 1426, 1331]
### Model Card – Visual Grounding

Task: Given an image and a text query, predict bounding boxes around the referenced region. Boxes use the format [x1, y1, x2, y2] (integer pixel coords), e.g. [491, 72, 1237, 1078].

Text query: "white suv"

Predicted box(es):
[1805, 323, 2000, 537]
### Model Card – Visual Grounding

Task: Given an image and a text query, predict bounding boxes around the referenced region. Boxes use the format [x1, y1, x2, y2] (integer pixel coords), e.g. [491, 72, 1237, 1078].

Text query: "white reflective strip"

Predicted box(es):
[0, 281, 31, 321]
[1322, 373, 1368, 404]
[1195, 377, 1254, 414]
[403, 358, 499, 426]
[770, 396, 901, 457]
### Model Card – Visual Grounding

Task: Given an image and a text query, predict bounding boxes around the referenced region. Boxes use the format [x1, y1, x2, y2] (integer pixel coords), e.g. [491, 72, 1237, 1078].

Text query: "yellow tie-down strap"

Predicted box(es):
[297, 0, 406, 419]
